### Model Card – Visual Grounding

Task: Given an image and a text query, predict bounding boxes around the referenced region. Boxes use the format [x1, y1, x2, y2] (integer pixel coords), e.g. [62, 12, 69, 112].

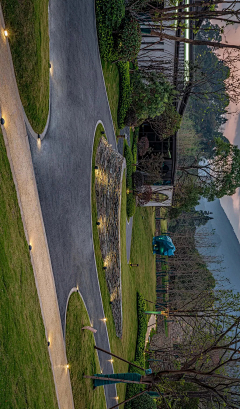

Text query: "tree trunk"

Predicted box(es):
[151, 30, 240, 50]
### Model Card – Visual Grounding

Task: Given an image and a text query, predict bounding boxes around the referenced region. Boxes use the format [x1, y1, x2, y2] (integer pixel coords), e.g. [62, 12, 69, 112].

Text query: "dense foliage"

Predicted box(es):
[117, 62, 131, 129]
[115, 14, 141, 62]
[124, 141, 136, 218]
[125, 71, 173, 126]
[96, 0, 141, 64]
[149, 103, 182, 140]
[125, 293, 157, 409]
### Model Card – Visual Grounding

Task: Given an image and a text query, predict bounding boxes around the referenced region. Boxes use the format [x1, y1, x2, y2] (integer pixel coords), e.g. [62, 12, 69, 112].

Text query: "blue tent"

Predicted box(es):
[152, 235, 175, 256]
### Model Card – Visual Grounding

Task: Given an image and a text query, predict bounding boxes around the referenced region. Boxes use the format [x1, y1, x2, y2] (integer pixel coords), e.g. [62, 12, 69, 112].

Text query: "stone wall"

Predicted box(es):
[95, 137, 125, 337]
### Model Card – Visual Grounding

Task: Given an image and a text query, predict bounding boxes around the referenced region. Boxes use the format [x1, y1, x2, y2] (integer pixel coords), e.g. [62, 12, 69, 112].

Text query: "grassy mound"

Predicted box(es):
[65, 292, 106, 409]
[2, 0, 49, 133]
[0, 129, 58, 407]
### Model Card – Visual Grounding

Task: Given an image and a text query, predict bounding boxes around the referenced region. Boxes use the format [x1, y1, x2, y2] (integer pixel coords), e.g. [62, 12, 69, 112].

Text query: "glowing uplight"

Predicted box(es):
[37, 138, 41, 149]
[102, 317, 107, 323]
[115, 396, 119, 401]
[66, 364, 70, 369]
[4, 30, 8, 37]
[109, 359, 114, 363]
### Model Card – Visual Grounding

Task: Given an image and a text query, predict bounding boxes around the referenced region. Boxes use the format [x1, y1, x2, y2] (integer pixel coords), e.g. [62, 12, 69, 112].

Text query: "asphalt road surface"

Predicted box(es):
[28, 0, 119, 406]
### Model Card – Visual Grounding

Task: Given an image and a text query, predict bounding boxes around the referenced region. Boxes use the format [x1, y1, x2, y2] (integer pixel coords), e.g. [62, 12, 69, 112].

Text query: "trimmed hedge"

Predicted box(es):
[127, 194, 136, 219]
[124, 141, 136, 218]
[117, 62, 131, 129]
[116, 14, 141, 62]
[135, 293, 148, 366]
[132, 127, 139, 166]
[124, 141, 133, 189]
[96, 0, 125, 61]
[125, 293, 156, 409]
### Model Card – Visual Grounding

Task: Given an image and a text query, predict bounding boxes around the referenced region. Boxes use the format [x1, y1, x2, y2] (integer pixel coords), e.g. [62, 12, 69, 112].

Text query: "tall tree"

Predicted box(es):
[177, 137, 240, 201]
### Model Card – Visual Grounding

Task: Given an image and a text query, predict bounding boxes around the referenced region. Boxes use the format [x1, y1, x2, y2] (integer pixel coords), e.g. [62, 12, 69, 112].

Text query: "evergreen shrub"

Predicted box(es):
[118, 62, 131, 129]
[115, 14, 141, 62]
[125, 294, 156, 409]
[126, 70, 173, 126]
[95, 0, 125, 60]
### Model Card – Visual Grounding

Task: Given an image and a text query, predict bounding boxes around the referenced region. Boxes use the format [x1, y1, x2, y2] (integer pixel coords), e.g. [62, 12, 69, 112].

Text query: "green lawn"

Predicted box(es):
[2, 0, 49, 133]
[92, 125, 156, 402]
[65, 292, 106, 409]
[101, 60, 120, 134]
[0, 130, 58, 407]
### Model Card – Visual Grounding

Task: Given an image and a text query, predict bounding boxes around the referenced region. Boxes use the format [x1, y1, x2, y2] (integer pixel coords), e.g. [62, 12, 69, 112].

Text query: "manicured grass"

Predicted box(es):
[65, 292, 106, 409]
[0, 130, 58, 407]
[2, 0, 49, 133]
[92, 126, 156, 402]
[101, 60, 120, 134]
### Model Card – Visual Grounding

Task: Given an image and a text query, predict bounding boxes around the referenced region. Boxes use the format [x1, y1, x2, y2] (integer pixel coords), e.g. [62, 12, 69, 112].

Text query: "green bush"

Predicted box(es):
[125, 293, 154, 409]
[124, 141, 133, 189]
[132, 128, 139, 165]
[127, 193, 136, 218]
[96, 0, 125, 61]
[118, 62, 131, 129]
[115, 14, 141, 62]
[124, 141, 136, 218]
[135, 293, 148, 366]
[126, 70, 174, 126]
[129, 393, 157, 409]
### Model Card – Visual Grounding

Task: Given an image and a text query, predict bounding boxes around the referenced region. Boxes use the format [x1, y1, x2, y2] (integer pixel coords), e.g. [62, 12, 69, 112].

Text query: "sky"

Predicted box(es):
[213, 25, 240, 242]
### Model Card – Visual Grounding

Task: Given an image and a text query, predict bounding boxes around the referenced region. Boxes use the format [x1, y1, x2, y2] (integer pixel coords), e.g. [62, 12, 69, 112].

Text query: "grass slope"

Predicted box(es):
[101, 60, 120, 134]
[92, 125, 156, 402]
[0, 130, 58, 407]
[66, 292, 106, 409]
[2, 0, 49, 133]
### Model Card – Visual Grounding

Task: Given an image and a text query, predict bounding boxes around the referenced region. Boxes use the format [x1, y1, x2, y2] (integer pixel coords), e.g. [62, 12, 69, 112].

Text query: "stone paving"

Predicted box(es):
[95, 137, 125, 337]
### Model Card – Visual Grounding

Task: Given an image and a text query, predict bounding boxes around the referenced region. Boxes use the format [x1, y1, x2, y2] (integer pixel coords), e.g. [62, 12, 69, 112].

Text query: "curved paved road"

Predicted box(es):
[28, 0, 119, 407]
